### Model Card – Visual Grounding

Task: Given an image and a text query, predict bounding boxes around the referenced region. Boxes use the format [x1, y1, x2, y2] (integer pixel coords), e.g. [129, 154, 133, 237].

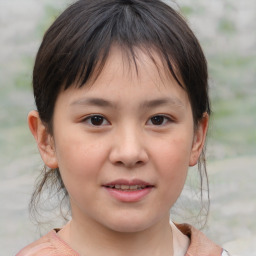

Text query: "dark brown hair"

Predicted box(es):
[30, 0, 210, 222]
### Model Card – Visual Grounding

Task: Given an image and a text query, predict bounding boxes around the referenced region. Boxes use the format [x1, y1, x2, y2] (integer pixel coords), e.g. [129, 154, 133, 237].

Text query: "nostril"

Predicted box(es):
[115, 161, 123, 166]
[113, 160, 145, 168]
[136, 160, 144, 166]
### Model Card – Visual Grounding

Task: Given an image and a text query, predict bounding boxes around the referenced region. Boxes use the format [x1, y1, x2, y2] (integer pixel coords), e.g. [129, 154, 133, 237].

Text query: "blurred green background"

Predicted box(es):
[0, 0, 255, 255]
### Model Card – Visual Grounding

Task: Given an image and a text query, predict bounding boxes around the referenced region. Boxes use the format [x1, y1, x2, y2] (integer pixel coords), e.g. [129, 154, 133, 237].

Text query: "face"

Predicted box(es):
[31, 47, 208, 233]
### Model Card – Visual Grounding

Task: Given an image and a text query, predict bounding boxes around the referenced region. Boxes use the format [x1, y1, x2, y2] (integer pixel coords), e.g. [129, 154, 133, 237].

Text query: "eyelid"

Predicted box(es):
[146, 114, 174, 126]
[82, 114, 110, 126]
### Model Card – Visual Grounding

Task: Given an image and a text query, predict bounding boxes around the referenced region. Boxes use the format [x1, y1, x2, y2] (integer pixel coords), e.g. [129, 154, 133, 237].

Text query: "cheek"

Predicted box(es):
[151, 136, 192, 199]
[153, 135, 193, 173]
[54, 134, 109, 185]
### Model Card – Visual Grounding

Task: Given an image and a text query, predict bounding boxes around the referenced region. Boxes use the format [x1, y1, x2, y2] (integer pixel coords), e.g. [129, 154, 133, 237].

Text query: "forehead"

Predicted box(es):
[84, 45, 184, 91]
[57, 46, 190, 111]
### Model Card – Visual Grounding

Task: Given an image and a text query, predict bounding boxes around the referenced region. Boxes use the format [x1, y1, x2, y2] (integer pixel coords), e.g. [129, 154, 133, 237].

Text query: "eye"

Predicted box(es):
[83, 115, 110, 126]
[147, 115, 172, 126]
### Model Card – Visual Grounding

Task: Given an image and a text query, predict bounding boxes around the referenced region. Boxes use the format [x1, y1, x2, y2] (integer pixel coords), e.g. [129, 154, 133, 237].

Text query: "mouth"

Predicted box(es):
[104, 184, 153, 191]
[102, 179, 154, 202]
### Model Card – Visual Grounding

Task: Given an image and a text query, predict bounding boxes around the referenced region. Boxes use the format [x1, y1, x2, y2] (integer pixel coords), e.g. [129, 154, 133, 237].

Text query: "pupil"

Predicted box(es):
[151, 116, 164, 125]
[91, 116, 103, 125]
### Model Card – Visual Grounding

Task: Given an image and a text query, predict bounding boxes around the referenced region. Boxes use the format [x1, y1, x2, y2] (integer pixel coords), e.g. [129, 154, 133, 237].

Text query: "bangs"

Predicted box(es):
[51, 1, 185, 90]
[33, 0, 209, 126]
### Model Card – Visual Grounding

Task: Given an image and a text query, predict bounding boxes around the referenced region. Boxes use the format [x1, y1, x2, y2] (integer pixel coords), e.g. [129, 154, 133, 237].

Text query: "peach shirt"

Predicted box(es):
[17, 223, 225, 256]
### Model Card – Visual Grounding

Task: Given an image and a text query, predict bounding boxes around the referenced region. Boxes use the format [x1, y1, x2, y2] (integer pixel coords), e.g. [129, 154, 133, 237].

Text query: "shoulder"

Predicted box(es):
[175, 223, 232, 256]
[16, 229, 79, 256]
[16, 230, 55, 256]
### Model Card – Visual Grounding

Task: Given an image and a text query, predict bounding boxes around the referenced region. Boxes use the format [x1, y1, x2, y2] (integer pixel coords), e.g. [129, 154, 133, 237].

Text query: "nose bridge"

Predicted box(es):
[109, 123, 148, 167]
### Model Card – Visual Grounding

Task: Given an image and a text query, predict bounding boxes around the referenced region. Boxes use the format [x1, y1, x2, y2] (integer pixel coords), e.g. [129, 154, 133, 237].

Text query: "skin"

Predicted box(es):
[28, 47, 208, 256]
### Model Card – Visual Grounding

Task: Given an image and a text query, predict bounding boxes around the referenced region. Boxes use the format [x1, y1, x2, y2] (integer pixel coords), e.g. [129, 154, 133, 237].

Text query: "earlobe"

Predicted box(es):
[189, 113, 209, 167]
[28, 110, 58, 169]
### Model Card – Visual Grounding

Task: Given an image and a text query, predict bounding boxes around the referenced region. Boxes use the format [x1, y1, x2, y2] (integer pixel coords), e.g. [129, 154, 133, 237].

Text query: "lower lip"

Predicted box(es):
[104, 187, 153, 202]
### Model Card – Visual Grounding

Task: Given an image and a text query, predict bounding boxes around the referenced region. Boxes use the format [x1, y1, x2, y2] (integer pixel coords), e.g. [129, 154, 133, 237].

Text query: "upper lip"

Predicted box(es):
[103, 179, 154, 187]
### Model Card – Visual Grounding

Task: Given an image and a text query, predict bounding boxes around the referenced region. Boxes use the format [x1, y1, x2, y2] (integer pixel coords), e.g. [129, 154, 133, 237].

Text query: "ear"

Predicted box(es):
[189, 113, 209, 167]
[28, 110, 58, 169]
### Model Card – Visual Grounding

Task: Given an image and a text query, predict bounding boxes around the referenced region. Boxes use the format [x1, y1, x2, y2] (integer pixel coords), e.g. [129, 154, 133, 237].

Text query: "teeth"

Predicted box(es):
[120, 185, 129, 190]
[108, 185, 147, 190]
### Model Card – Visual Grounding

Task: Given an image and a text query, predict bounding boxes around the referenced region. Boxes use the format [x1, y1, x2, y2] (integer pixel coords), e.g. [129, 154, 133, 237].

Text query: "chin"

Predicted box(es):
[109, 224, 149, 233]
[103, 214, 157, 233]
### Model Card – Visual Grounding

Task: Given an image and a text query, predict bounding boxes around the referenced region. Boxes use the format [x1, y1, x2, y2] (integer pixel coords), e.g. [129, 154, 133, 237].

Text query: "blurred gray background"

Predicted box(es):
[0, 0, 255, 255]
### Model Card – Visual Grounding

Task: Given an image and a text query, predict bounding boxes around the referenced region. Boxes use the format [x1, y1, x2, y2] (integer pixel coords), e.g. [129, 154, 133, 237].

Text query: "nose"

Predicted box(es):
[109, 127, 149, 168]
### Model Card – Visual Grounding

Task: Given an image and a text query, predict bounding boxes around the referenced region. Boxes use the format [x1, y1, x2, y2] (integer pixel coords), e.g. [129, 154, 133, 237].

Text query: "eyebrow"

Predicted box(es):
[70, 97, 116, 108]
[70, 97, 185, 109]
[139, 97, 185, 109]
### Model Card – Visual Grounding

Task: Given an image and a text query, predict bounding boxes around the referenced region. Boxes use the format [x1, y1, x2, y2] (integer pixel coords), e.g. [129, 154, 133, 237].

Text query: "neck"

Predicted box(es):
[59, 215, 173, 256]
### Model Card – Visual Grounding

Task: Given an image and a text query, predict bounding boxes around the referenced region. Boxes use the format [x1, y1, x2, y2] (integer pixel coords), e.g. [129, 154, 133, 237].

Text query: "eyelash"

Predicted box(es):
[82, 114, 173, 127]
[83, 115, 110, 126]
[146, 115, 173, 126]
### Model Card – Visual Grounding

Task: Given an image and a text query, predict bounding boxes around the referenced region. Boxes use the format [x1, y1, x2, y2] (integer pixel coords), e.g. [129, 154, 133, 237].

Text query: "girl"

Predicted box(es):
[17, 0, 232, 255]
